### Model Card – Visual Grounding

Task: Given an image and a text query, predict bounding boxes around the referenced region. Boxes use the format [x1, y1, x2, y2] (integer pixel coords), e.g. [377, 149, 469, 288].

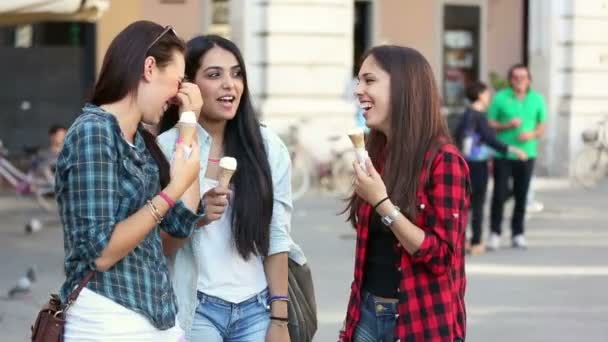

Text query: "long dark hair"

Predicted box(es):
[159, 35, 273, 259]
[346, 45, 451, 226]
[90, 20, 186, 188]
[465, 81, 488, 103]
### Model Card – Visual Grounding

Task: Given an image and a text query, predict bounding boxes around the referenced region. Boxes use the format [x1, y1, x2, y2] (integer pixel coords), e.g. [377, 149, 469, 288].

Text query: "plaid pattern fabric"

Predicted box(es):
[56, 104, 201, 330]
[340, 143, 470, 342]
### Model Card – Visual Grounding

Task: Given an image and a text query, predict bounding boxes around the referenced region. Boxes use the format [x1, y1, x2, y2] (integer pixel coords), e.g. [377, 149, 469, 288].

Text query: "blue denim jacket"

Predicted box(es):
[157, 123, 306, 334]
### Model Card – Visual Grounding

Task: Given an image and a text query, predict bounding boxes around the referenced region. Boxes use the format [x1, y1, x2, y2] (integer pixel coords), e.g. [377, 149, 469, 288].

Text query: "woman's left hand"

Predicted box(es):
[266, 322, 290, 342]
[353, 158, 388, 206]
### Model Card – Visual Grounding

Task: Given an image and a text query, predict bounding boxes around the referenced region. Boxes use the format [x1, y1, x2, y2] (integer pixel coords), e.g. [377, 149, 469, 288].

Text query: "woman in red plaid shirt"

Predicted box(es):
[339, 45, 470, 342]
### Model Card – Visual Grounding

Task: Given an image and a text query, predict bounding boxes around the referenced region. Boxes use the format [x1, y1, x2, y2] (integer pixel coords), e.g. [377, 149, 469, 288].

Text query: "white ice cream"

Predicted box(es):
[219, 157, 237, 171]
[179, 111, 197, 124]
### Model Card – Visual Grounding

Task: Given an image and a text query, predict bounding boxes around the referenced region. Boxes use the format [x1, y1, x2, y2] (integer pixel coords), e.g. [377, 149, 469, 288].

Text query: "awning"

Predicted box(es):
[0, 0, 109, 25]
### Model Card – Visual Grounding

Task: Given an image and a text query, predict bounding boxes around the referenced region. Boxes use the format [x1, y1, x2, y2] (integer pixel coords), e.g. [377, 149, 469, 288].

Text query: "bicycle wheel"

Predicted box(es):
[291, 152, 311, 202]
[574, 146, 608, 188]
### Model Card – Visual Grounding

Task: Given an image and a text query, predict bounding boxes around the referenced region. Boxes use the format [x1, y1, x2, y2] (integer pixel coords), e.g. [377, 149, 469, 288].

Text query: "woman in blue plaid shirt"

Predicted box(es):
[56, 21, 205, 341]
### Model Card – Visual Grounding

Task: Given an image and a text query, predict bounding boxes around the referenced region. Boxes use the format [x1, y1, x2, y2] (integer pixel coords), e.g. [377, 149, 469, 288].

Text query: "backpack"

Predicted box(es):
[456, 110, 492, 161]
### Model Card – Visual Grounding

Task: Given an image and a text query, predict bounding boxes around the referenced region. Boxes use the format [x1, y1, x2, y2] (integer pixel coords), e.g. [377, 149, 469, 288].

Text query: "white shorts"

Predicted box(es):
[64, 288, 185, 342]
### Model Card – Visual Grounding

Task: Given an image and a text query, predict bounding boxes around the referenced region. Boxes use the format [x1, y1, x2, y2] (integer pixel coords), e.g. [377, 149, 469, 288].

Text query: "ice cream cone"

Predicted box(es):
[347, 128, 368, 173]
[218, 157, 237, 189]
[178, 111, 197, 146]
[177, 112, 197, 158]
[179, 124, 196, 146]
[348, 128, 365, 149]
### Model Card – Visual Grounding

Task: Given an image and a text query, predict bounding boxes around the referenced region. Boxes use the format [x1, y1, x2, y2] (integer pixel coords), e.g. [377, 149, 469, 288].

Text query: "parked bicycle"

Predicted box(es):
[574, 118, 608, 188]
[279, 121, 355, 201]
[0, 139, 56, 212]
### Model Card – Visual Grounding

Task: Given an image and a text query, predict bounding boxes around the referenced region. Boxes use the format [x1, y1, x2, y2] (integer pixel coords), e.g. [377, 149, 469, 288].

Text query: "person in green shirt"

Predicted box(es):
[487, 64, 547, 250]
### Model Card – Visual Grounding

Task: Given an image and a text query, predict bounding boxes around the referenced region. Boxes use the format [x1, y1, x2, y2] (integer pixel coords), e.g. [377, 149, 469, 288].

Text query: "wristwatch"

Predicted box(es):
[381, 206, 401, 227]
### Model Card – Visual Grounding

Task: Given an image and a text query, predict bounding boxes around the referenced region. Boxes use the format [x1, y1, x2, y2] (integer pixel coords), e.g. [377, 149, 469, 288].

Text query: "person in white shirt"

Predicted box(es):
[158, 35, 306, 342]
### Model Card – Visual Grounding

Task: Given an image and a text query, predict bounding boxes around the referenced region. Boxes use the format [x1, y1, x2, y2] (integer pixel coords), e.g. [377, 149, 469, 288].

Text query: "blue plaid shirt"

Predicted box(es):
[56, 104, 202, 330]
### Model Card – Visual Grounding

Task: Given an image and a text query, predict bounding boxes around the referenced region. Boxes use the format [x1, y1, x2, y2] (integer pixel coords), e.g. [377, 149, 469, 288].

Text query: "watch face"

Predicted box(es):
[381, 216, 392, 226]
[381, 206, 400, 226]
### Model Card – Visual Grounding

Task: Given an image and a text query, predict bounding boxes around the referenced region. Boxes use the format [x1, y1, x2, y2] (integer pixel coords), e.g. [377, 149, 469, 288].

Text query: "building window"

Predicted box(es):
[0, 22, 89, 47]
[442, 5, 480, 109]
[209, 0, 230, 37]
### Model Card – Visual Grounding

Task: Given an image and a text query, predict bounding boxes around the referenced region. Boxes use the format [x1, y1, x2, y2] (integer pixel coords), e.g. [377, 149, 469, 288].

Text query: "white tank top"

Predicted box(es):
[195, 178, 267, 303]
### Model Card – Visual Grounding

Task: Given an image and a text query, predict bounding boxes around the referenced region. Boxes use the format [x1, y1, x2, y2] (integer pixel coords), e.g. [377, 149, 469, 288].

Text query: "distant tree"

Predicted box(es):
[489, 71, 509, 91]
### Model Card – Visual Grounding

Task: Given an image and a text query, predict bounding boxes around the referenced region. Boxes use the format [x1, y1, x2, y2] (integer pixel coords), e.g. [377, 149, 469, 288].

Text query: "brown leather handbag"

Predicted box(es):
[30, 272, 94, 342]
[287, 259, 318, 342]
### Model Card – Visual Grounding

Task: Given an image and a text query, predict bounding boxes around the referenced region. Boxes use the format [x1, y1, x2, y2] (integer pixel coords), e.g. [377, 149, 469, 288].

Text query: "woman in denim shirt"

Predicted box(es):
[157, 35, 306, 342]
[56, 21, 204, 341]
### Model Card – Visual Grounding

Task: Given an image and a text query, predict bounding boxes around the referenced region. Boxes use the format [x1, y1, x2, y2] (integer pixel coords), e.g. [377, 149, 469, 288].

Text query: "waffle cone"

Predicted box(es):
[348, 131, 365, 149]
[218, 168, 235, 189]
[179, 123, 196, 146]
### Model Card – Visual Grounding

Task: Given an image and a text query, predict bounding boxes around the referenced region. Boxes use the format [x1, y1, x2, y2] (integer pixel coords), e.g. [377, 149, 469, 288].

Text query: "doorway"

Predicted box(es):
[442, 4, 482, 109]
[354, 0, 373, 76]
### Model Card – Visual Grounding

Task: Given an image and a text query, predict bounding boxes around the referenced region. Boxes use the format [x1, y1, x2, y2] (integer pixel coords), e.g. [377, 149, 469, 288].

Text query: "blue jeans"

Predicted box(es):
[354, 291, 397, 342]
[354, 292, 465, 342]
[190, 289, 270, 342]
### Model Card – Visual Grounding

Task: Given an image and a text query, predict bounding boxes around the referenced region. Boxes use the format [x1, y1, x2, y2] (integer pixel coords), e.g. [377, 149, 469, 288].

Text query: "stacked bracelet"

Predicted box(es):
[268, 295, 289, 327]
[158, 191, 175, 208]
[146, 200, 163, 224]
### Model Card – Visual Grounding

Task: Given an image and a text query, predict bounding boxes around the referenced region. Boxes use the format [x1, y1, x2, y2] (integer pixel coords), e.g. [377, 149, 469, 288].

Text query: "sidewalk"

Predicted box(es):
[463, 180, 608, 341]
[0, 193, 63, 341]
[0, 179, 607, 341]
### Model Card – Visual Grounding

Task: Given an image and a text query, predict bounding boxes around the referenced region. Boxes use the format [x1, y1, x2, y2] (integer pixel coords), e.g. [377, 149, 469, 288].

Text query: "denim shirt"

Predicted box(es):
[56, 104, 203, 330]
[157, 123, 307, 334]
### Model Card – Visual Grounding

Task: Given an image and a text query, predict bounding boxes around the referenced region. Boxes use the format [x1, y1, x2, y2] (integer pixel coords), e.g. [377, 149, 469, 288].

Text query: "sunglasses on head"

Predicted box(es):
[146, 25, 177, 52]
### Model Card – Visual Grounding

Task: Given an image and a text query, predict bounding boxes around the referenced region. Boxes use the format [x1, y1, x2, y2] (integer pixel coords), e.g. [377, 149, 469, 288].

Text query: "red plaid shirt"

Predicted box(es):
[339, 144, 470, 342]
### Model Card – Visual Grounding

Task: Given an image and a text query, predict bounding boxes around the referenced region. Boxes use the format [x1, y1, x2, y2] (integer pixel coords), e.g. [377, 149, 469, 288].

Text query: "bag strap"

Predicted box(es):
[66, 271, 95, 304]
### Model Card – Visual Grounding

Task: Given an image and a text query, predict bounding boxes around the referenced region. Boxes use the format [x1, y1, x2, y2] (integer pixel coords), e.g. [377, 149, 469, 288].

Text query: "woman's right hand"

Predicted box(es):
[199, 187, 230, 225]
[509, 118, 522, 129]
[168, 141, 200, 196]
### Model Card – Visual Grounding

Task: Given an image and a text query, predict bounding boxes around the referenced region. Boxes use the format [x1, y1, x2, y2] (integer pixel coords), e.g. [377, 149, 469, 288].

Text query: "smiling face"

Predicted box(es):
[138, 50, 185, 126]
[194, 46, 244, 123]
[355, 55, 391, 134]
[510, 66, 530, 94]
